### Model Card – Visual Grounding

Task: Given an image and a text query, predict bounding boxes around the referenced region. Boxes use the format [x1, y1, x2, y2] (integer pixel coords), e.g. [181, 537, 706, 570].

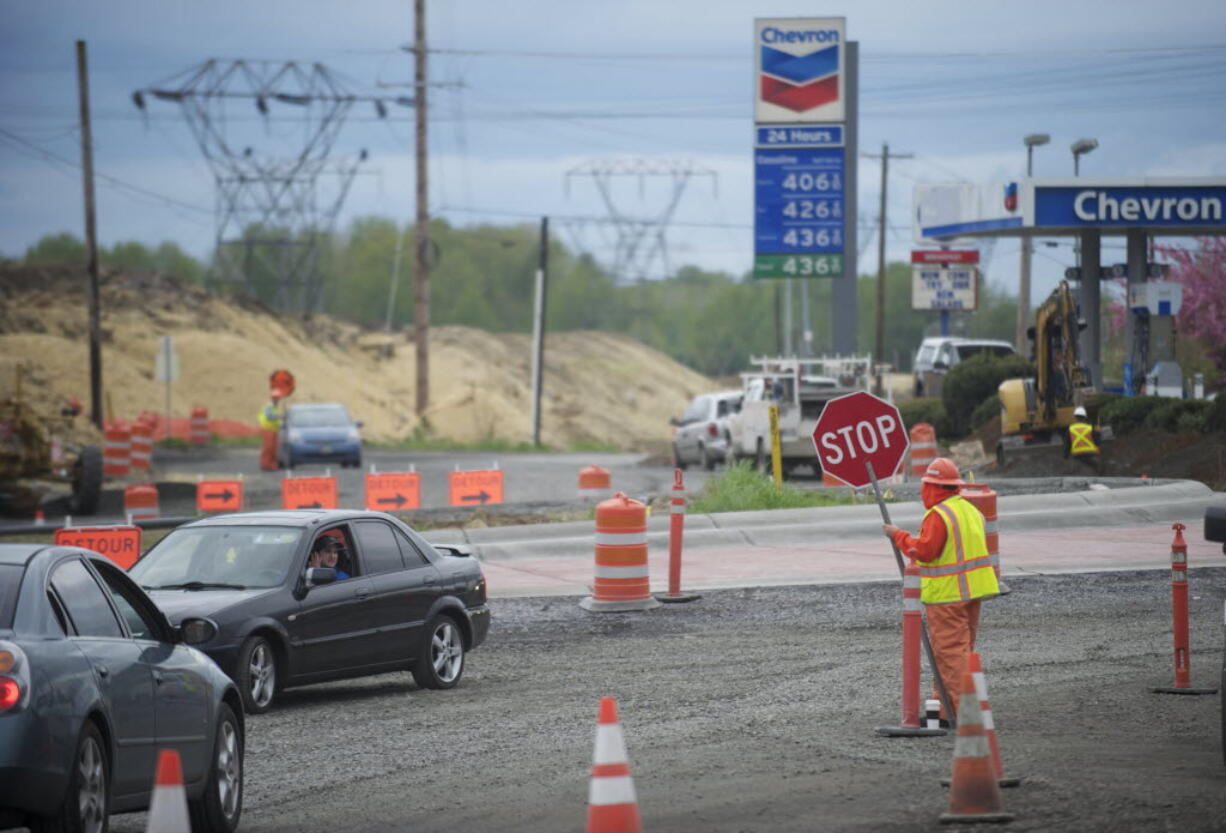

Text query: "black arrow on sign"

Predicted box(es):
[296, 501, 323, 509]
[204, 489, 235, 502]
[376, 493, 408, 508]
[461, 490, 491, 504]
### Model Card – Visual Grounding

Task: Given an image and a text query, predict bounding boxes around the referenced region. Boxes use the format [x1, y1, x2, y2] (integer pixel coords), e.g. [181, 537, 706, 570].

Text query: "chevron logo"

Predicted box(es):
[760, 43, 839, 113]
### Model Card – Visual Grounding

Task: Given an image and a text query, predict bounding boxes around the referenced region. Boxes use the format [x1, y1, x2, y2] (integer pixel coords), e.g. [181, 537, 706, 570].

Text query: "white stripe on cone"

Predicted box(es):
[146, 750, 190, 833]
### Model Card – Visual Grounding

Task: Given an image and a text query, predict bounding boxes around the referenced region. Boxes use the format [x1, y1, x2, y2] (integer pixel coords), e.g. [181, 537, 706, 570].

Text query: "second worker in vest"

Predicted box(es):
[882, 457, 999, 723]
[1065, 406, 1101, 470]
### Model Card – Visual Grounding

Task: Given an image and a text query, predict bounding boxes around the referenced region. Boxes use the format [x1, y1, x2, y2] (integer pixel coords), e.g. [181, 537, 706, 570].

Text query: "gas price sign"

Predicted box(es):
[754, 140, 846, 279]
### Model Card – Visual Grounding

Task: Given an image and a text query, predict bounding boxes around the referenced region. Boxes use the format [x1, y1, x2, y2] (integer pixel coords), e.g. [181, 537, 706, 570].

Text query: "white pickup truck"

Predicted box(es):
[727, 357, 872, 479]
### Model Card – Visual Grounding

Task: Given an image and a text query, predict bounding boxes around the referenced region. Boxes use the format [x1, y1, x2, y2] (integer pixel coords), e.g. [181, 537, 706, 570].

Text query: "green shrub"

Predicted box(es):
[687, 462, 856, 513]
[969, 394, 1001, 432]
[941, 355, 1033, 439]
[1142, 399, 1211, 433]
[1098, 395, 1173, 435]
[1204, 395, 1226, 433]
[898, 397, 951, 439]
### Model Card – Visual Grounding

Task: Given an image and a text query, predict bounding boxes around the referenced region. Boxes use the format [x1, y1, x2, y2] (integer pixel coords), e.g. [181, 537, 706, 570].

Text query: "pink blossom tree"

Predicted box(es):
[1158, 237, 1226, 377]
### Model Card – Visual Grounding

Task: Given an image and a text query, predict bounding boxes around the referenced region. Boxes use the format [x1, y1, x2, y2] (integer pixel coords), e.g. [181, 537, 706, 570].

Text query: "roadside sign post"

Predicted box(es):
[153, 335, 179, 439]
[812, 391, 956, 727]
[768, 404, 783, 485]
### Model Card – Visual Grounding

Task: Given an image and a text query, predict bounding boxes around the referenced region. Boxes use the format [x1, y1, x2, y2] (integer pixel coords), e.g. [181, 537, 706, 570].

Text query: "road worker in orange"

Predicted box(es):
[257, 388, 287, 471]
[1065, 406, 1101, 467]
[882, 457, 999, 722]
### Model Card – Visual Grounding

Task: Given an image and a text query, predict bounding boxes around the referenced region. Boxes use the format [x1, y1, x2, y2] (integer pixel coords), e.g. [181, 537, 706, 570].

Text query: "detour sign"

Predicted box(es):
[281, 475, 338, 510]
[365, 472, 420, 511]
[55, 525, 142, 570]
[197, 479, 244, 513]
[448, 469, 504, 507]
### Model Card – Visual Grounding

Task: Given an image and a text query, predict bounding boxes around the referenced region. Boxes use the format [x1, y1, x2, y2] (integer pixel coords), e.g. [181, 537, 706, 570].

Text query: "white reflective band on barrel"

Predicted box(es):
[953, 734, 991, 759]
[904, 597, 922, 612]
[1172, 551, 1187, 565]
[594, 565, 649, 579]
[911, 441, 936, 450]
[595, 530, 647, 546]
[589, 775, 637, 806]
[104, 442, 128, 451]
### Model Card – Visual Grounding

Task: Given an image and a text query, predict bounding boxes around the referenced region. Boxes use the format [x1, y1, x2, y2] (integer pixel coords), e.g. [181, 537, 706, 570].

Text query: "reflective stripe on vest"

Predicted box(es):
[918, 495, 999, 604]
[1069, 422, 1099, 455]
[257, 402, 283, 432]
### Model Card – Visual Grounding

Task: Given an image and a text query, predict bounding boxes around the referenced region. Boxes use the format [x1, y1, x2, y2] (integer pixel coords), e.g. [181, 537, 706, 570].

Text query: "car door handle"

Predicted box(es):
[423, 575, 437, 586]
[355, 588, 370, 599]
[153, 671, 165, 685]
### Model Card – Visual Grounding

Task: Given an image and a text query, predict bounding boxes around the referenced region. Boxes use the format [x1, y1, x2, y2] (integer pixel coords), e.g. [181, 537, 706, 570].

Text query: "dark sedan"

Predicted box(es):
[0, 544, 244, 833]
[128, 509, 490, 714]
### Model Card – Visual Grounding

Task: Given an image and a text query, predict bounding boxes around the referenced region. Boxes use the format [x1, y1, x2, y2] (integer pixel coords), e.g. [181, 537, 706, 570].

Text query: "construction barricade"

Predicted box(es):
[129, 420, 153, 471]
[578, 465, 612, 501]
[908, 422, 937, 480]
[657, 468, 699, 603]
[580, 492, 660, 612]
[1152, 523, 1218, 695]
[124, 483, 159, 522]
[876, 562, 945, 737]
[190, 406, 209, 444]
[960, 483, 1007, 593]
[103, 421, 131, 477]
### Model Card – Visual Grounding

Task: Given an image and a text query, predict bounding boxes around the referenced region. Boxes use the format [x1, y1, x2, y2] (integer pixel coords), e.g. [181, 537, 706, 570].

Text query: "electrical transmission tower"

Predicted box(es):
[134, 59, 405, 310]
[565, 159, 717, 282]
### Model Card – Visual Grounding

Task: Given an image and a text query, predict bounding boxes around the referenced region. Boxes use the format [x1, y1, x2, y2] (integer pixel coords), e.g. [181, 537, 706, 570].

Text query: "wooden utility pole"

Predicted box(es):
[530, 217, 549, 446]
[863, 143, 911, 395]
[413, 0, 430, 414]
[76, 40, 103, 429]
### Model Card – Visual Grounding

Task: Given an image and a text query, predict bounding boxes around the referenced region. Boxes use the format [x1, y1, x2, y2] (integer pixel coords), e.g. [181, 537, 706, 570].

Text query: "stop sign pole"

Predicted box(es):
[813, 391, 956, 727]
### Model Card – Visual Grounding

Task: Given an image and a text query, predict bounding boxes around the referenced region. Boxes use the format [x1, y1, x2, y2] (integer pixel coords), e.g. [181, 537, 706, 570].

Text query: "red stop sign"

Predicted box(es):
[811, 391, 910, 488]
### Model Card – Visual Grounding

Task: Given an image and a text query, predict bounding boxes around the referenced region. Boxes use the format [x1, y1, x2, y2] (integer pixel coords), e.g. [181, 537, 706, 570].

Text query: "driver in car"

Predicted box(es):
[308, 535, 350, 580]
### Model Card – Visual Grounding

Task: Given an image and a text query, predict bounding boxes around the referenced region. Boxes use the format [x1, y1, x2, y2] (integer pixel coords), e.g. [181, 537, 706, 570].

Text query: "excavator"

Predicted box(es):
[995, 280, 1104, 465]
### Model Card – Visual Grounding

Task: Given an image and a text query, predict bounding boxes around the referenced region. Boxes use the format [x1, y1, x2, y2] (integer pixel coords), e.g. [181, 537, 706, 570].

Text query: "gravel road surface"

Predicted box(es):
[109, 568, 1225, 833]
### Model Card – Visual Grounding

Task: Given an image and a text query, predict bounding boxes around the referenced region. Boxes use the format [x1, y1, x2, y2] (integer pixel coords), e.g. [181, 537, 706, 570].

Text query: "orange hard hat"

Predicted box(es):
[921, 457, 963, 486]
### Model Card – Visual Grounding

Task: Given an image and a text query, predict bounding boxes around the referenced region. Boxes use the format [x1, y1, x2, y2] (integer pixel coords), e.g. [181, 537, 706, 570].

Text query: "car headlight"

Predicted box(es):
[287, 430, 303, 443]
[347, 428, 360, 442]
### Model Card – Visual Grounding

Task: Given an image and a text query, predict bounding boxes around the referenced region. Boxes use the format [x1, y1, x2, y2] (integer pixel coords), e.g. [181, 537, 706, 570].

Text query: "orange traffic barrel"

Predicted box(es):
[129, 420, 153, 470]
[580, 492, 660, 612]
[578, 465, 612, 501]
[103, 420, 131, 477]
[960, 482, 1007, 591]
[190, 406, 209, 444]
[908, 422, 937, 480]
[124, 482, 159, 522]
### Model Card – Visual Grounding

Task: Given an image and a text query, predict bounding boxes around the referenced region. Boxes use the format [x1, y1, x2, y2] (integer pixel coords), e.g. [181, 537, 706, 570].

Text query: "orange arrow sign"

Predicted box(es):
[281, 475, 339, 510]
[197, 479, 244, 513]
[365, 472, 421, 511]
[448, 469, 504, 507]
[55, 525, 143, 569]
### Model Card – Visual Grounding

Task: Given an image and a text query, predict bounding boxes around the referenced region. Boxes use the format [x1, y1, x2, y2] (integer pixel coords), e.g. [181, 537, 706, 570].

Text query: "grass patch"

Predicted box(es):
[687, 462, 863, 513]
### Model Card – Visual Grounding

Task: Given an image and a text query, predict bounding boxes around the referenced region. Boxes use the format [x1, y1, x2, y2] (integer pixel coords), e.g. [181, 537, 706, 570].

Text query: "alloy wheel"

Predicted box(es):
[248, 642, 275, 709]
[77, 735, 106, 833]
[431, 622, 464, 683]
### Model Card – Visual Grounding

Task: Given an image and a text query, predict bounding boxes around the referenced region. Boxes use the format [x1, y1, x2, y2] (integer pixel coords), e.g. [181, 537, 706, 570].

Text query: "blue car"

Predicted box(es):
[278, 402, 363, 469]
[0, 544, 244, 832]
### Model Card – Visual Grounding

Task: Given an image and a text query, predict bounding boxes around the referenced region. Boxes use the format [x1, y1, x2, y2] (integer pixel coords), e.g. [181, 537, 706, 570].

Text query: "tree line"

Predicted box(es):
[9, 221, 1025, 376]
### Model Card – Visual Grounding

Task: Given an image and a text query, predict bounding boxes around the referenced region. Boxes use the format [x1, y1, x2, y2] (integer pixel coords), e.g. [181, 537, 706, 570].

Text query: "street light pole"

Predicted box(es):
[1017, 133, 1049, 353]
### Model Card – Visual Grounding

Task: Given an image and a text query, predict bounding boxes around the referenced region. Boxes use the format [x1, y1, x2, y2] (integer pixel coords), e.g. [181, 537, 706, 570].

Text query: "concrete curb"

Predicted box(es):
[426, 481, 1219, 562]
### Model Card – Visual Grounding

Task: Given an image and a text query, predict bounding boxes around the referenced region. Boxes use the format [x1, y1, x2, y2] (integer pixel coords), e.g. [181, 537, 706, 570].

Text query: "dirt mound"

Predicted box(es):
[0, 264, 715, 449]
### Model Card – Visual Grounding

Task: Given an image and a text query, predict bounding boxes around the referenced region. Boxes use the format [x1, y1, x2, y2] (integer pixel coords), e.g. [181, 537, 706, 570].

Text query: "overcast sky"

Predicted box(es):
[2, 0, 1224, 306]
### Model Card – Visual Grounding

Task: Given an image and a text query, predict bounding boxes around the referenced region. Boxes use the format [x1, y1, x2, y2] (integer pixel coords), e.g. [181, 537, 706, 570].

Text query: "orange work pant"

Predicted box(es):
[925, 598, 982, 720]
[259, 429, 279, 471]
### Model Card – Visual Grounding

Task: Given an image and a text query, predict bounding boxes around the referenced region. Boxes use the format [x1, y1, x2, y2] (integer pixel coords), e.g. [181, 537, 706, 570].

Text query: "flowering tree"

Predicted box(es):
[1157, 237, 1226, 375]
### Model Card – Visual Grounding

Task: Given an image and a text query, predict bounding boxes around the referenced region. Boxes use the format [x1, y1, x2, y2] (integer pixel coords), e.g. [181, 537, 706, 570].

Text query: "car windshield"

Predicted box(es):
[0, 563, 22, 627]
[289, 406, 350, 428]
[956, 344, 1015, 361]
[129, 526, 303, 590]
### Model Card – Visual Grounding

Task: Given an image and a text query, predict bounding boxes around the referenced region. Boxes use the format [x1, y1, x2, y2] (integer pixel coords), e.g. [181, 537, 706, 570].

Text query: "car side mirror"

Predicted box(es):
[179, 618, 218, 646]
[305, 566, 337, 586]
[1204, 506, 1226, 555]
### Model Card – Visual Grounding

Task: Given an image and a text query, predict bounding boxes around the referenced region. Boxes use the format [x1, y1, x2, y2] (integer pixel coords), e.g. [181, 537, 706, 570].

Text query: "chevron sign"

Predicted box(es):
[755, 18, 846, 123]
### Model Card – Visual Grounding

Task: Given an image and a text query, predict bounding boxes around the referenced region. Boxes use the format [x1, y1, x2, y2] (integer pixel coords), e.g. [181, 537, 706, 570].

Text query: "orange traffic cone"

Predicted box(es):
[146, 749, 190, 833]
[941, 653, 1020, 788]
[939, 672, 1014, 825]
[587, 697, 643, 833]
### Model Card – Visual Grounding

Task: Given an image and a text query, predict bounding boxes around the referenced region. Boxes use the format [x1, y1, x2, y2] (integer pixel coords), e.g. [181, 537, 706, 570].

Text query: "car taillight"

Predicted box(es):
[0, 678, 19, 711]
[707, 422, 718, 438]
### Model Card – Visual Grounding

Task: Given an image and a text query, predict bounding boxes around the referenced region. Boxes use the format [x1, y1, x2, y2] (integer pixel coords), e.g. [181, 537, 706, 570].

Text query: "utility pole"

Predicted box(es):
[863, 143, 912, 394]
[412, 0, 430, 415]
[76, 40, 102, 429]
[530, 217, 549, 446]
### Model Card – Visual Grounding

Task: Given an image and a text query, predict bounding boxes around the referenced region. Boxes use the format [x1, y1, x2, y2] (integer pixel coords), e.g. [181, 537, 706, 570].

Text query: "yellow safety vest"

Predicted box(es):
[918, 495, 999, 605]
[1069, 422, 1099, 456]
[257, 400, 284, 432]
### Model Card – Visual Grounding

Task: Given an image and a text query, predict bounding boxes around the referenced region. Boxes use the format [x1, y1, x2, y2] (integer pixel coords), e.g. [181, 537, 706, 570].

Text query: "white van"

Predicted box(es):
[913, 337, 1018, 397]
